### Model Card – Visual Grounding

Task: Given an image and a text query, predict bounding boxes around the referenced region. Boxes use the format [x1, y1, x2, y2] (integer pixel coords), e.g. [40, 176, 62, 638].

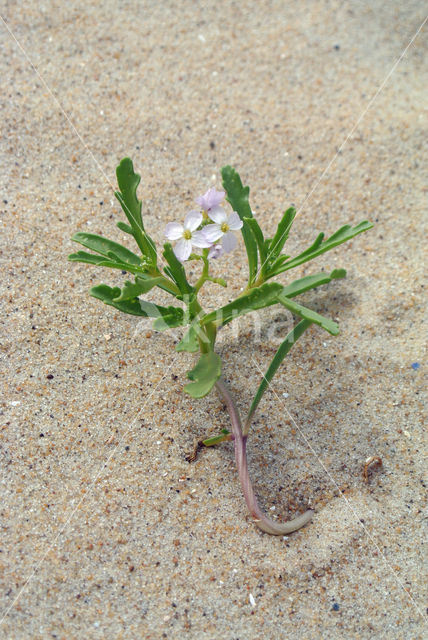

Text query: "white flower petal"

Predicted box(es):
[221, 231, 237, 253]
[192, 229, 212, 248]
[184, 209, 203, 232]
[203, 223, 223, 243]
[228, 211, 243, 230]
[207, 205, 227, 224]
[174, 238, 192, 262]
[165, 221, 184, 241]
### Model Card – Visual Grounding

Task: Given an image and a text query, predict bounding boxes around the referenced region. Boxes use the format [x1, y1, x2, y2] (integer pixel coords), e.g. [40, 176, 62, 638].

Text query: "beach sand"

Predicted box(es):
[1, 1, 426, 638]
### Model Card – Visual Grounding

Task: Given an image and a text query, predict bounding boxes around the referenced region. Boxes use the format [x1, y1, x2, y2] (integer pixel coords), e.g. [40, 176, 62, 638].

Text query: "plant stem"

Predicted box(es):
[215, 377, 313, 535]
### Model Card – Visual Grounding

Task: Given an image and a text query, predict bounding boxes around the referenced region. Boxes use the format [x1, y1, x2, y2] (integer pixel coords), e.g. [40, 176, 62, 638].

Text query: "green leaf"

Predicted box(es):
[201, 282, 284, 328]
[221, 166, 258, 285]
[68, 251, 141, 274]
[152, 312, 184, 331]
[244, 217, 266, 263]
[113, 276, 164, 301]
[277, 292, 339, 335]
[115, 157, 157, 264]
[90, 283, 184, 323]
[268, 207, 296, 259]
[116, 221, 134, 235]
[184, 351, 222, 398]
[163, 243, 195, 298]
[115, 157, 144, 230]
[281, 268, 346, 298]
[71, 232, 142, 266]
[90, 284, 149, 316]
[139, 300, 184, 329]
[175, 324, 200, 352]
[247, 319, 313, 425]
[271, 221, 373, 275]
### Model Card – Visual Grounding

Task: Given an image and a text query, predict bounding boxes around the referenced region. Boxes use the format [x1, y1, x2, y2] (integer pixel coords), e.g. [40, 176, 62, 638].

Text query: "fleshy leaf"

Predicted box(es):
[247, 319, 313, 425]
[115, 158, 157, 264]
[113, 276, 164, 301]
[201, 282, 283, 328]
[90, 284, 149, 316]
[268, 207, 296, 260]
[152, 308, 186, 330]
[270, 221, 373, 275]
[71, 232, 142, 266]
[175, 324, 200, 352]
[90, 283, 184, 323]
[68, 251, 141, 274]
[281, 268, 346, 298]
[163, 243, 195, 298]
[116, 221, 134, 235]
[277, 292, 339, 335]
[244, 217, 266, 263]
[221, 166, 258, 285]
[184, 351, 222, 398]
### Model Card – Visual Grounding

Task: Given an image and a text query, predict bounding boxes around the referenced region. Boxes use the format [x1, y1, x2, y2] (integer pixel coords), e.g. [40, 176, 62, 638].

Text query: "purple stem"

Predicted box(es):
[215, 377, 313, 535]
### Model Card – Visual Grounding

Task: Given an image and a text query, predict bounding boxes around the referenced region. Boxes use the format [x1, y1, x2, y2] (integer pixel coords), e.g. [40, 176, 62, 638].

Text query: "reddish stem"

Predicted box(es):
[215, 377, 313, 535]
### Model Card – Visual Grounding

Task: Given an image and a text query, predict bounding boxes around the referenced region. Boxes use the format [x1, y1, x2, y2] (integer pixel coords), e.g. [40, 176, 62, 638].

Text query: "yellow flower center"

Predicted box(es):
[183, 229, 192, 240]
[221, 222, 229, 233]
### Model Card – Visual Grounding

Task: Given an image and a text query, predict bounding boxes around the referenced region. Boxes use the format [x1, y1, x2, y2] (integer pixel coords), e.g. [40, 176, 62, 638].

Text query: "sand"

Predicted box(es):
[0, 1, 426, 638]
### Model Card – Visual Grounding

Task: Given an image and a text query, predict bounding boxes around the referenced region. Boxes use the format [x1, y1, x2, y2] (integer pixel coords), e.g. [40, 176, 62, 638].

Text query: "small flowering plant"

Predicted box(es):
[69, 158, 373, 535]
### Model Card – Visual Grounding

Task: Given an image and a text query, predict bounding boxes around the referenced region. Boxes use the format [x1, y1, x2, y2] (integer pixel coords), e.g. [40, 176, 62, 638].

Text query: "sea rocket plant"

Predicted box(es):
[69, 158, 373, 536]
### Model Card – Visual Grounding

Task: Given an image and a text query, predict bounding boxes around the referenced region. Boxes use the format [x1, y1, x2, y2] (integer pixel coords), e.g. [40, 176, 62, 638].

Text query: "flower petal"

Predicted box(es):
[196, 188, 225, 210]
[165, 221, 183, 241]
[174, 238, 192, 262]
[184, 209, 202, 232]
[208, 244, 224, 259]
[228, 211, 243, 230]
[203, 223, 223, 243]
[221, 231, 237, 253]
[192, 229, 212, 248]
[207, 205, 227, 224]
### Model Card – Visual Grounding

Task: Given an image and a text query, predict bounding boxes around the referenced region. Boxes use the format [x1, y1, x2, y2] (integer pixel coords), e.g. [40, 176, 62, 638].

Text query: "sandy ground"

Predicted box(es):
[0, 1, 427, 638]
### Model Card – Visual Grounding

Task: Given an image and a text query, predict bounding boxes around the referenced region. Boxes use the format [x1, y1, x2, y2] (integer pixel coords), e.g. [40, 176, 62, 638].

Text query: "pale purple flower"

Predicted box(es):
[165, 210, 211, 262]
[204, 206, 243, 253]
[208, 244, 224, 260]
[196, 188, 225, 212]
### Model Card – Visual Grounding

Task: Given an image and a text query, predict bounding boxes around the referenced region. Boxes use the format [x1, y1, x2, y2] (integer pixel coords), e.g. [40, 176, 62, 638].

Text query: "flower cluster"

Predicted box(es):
[165, 188, 243, 262]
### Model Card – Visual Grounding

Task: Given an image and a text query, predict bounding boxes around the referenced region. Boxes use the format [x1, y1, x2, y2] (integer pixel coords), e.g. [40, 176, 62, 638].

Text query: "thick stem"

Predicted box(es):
[215, 377, 313, 535]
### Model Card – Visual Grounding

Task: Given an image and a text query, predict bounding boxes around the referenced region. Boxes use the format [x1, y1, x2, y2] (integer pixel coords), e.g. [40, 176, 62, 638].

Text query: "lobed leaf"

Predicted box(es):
[184, 351, 222, 398]
[163, 243, 195, 298]
[90, 283, 149, 316]
[244, 217, 267, 263]
[271, 221, 373, 275]
[113, 275, 164, 301]
[281, 268, 346, 298]
[201, 282, 284, 328]
[115, 157, 157, 264]
[175, 324, 200, 352]
[115, 157, 143, 230]
[277, 292, 339, 335]
[71, 232, 142, 266]
[268, 207, 296, 260]
[68, 250, 141, 274]
[90, 283, 184, 325]
[221, 166, 258, 285]
[116, 221, 134, 235]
